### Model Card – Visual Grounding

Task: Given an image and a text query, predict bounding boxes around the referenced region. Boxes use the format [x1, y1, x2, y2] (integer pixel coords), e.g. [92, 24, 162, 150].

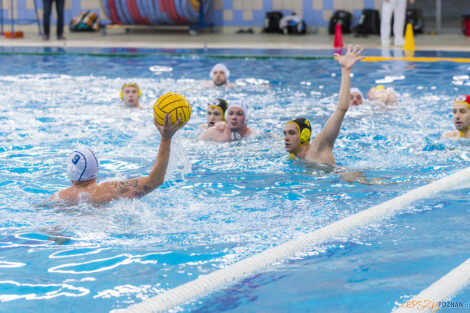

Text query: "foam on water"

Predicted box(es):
[0, 50, 469, 312]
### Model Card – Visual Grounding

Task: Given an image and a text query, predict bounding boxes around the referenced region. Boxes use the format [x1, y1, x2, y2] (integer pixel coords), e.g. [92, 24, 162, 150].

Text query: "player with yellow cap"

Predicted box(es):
[283, 45, 364, 165]
[199, 100, 252, 142]
[206, 98, 228, 127]
[366, 85, 397, 105]
[441, 95, 470, 140]
[120, 83, 142, 107]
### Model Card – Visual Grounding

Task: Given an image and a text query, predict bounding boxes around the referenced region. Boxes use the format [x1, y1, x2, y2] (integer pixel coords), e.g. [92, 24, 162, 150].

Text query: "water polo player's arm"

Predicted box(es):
[314, 67, 351, 149]
[102, 137, 171, 199]
[315, 45, 363, 149]
[100, 114, 179, 199]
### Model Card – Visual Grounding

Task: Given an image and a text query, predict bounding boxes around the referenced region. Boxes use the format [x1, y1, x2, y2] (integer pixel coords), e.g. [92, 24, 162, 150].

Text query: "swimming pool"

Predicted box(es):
[0, 47, 469, 313]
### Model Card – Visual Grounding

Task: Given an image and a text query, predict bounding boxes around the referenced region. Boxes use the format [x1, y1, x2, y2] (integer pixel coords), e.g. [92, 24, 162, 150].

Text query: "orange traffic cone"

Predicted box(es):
[333, 23, 343, 48]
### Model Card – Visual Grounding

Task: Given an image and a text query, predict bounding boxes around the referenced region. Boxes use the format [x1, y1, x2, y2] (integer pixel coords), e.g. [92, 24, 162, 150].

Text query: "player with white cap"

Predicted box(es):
[50, 114, 182, 206]
[199, 100, 252, 142]
[210, 63, 230, 86]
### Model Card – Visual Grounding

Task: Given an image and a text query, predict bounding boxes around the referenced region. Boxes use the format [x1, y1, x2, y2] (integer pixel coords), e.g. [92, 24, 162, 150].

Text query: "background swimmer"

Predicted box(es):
[211, 63, 230, 86]
[350, 88, 363, 105]
[441, 95, 470, 139]
[50, 114, 181, 206]
[206, 98, 227, 127]
[283, 45, 364, 165]
[121, 83, 141, 107]
[367, 85, 397, 105]
[199, 100, 252, 142]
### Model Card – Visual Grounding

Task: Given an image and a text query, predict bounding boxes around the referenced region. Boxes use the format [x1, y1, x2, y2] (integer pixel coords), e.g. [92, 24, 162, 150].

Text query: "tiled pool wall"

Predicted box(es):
[8, 0, 382, 29]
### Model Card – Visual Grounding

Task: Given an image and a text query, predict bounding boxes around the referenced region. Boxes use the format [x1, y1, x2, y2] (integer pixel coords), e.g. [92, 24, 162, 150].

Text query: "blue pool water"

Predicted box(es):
[0, 47, 469, 313]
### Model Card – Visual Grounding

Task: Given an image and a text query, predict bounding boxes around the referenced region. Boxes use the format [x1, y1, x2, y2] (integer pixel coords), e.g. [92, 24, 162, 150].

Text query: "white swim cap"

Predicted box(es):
[350, 88, 363, 98]
[210, 63, 230, 79]
[225, 100, 248, 121]
[67, 147, 99, 182]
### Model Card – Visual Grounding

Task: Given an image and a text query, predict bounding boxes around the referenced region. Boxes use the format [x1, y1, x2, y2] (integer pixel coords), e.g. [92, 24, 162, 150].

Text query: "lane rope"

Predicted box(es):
[392, 257, 470, 313]
[117, 167, 470, 313]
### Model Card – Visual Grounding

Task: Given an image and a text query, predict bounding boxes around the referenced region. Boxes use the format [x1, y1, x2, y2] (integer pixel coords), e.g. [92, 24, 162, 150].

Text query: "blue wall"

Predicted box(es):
[8, 0, 380, 28]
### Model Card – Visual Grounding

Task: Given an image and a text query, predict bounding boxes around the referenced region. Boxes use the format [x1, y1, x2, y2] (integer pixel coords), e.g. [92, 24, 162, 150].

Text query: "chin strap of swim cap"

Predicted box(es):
[231, 131, 242, 141]
[459, 126, 470, 139]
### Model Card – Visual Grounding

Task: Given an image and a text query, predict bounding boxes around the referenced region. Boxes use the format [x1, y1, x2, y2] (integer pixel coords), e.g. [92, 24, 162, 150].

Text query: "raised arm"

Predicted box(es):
[313, 45, 364, 149]
[100, 114, 181, 200]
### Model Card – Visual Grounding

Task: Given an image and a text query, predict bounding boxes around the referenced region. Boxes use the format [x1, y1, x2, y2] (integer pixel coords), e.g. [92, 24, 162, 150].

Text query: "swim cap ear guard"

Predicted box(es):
[299, 123, 311, 145]
[289, 118, 311, 145]
[120, 83, 142, 100]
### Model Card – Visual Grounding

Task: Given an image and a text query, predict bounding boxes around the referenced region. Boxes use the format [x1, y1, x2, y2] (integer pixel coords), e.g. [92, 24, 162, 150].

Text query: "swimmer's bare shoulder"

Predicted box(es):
[50, 178, 152, 206]
[199, 122, 228, 141]
[441, 130, 459, 139]
[304, 142, 335, 165]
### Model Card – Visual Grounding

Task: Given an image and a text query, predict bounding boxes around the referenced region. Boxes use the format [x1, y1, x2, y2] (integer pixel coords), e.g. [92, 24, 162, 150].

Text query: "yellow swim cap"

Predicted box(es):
[375, 85, 385, 90]
[286, 118, 312, 160]
[120, 83, 142, 99]
[207, 98, 228, 121]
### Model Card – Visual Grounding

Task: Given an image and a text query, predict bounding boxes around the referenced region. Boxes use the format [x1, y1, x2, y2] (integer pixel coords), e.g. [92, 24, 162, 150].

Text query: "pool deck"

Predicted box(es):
[0, 27, 469, 52]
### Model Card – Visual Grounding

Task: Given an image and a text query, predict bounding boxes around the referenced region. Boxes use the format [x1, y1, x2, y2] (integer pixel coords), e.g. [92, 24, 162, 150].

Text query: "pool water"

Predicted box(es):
[0, 47, 469, 313]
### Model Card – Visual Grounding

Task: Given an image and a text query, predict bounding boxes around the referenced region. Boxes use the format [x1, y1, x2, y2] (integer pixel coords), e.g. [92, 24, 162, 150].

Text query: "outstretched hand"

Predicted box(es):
[155, 114, 182, 140]
[334, 44, 364, 71]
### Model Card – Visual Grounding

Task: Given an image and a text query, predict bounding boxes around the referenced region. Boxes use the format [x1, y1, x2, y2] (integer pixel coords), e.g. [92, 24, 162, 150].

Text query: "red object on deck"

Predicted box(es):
[333, 23, 343, 48]
[5, 31, 23, 39]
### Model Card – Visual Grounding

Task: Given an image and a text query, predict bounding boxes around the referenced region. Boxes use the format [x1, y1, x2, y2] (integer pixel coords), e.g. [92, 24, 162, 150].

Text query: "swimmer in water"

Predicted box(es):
[121, 83, 141, 107]
[350, 88, 363, 106]
[283, 45, 364, 165]
[441, 95, 470, 139]
[210, 63, 232, 87]
[367, 85, 397, 105]
[199, 100, 252, 142]
[50, 114, 181, 206]
[206, 98, 228, 127]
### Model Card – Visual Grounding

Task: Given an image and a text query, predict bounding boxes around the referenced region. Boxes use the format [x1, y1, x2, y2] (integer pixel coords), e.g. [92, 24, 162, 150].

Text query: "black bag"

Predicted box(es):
[391, 8, 424, 36]
[354, 9, 380, 36]
[263, 11, 283, 33]
[281, 14, 307, 35]
[405, 8, 423, 34]
[328, 10, 352, 34]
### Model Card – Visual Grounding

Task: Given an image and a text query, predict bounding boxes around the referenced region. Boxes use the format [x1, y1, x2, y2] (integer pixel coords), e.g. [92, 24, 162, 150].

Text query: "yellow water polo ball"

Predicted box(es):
[153, 92, 192, 126]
